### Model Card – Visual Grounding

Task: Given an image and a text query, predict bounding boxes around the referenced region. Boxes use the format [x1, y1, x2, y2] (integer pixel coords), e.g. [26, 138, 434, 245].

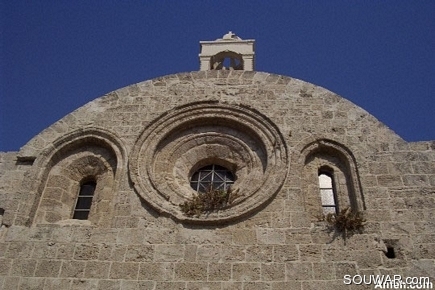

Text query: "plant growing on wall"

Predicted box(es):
[325, 207, 365, 237]
[180, 187, 241, 217]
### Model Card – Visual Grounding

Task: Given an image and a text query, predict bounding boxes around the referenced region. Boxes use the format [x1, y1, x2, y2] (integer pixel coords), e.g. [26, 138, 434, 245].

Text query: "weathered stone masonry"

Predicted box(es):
[0, 34, 434, 290]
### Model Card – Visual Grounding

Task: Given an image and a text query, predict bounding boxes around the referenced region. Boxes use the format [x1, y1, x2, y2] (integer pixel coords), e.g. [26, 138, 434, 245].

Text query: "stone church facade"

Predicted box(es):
[0, 33, 434, 289]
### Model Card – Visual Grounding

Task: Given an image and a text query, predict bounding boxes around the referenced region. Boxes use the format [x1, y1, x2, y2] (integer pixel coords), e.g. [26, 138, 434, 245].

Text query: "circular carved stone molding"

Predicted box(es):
[129, 101, 288, 224]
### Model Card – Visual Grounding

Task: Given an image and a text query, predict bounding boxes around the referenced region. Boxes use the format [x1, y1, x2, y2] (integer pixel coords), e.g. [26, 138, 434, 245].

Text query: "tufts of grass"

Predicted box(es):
[180, 187, 242, 217]
[325, 207, 365, 237]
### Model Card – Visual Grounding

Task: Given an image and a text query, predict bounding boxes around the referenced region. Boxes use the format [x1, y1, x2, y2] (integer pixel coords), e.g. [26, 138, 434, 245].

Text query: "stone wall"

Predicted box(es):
[0, 71, 434, 289]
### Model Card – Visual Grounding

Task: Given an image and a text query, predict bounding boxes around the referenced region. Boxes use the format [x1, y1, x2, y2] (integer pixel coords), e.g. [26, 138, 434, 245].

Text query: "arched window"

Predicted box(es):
[190, 165, 235, 193]
[73, 180, 96, 220]
[301, 139, 365, 220]
[210, 51, 244, 70]
[318, 172, 337, 214]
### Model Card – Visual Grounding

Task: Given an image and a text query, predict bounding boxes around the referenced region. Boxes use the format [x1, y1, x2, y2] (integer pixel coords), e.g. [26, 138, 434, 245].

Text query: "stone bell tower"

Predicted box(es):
[199, 31, 255, 71]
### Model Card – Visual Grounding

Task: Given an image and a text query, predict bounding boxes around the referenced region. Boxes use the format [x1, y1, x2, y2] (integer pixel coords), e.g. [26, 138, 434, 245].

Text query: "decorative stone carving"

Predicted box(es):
[129, 101, 288, 224]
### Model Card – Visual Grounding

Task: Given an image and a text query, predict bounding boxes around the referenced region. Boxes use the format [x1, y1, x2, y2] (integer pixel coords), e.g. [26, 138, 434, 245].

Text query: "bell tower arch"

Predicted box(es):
[199, 31, 255, 71]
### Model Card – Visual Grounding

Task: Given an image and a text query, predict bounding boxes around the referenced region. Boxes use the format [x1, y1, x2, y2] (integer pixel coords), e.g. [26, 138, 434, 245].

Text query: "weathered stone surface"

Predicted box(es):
[232, 263, 261, 282]
[174, 263, 207, 281]
[59, 260, 85, 278]
[0, 36, 434, 289]
[109, 262, 139, 280]
[84, 261, 110, 279]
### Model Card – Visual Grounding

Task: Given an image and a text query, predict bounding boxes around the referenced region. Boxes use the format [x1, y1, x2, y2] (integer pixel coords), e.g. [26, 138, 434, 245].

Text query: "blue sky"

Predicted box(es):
[1, 1, 434, 151]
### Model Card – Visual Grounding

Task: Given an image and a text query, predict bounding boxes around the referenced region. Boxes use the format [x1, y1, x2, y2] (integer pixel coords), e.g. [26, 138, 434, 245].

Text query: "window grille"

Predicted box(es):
[190, 165, 234, 193]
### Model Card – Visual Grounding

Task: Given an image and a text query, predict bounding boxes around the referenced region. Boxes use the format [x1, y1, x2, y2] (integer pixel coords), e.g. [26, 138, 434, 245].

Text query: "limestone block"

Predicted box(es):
[256, 229, 285, 245]
[5, 227, 31, 243]
[261, 262, 285, 281]
[56, 243, 75, 260]
[31, 242, 58, 259]
[97, 280, 121, 290]
[351, 250, 383, 269]
[71, 227, 93, 243]
[18, 277, 45, 290]
[0, 258, 11, 276]
[270, 211, 291, 228]
[153, 245, 185, 262]
[221, 245, 245, 262]
[108, 244, 127, 262]
[154, 281, 186, 290]
[403, 175, 430, 186]
[196, 245, 220, 262]
[270, 281, 302, 290]
[222, 282, 243, 290]
[90, 228, 119, 243]
[10, 259, 37, 277]
[174, 262, 207, 281]
[246, 245, 272, 262]
[312, 262, 335, 280]
[412, 243, 435, 260]
[121, 280, 157, 290]
[232, 229, 256, 245]
[285, 262, 312, 280]
[184, 245, 197, 262]
[299, 244, 322, 262]
[125, 244, 154, 262]
[43, 278, 72, 290]
[302, 281, 341, 290]
[84, 261, 110, 279]
[242, 281, 271, 290]
[242, 212, 271, 228]
[232, 263, 260, 282]
[59, 260, 85, 278]
[51, 227, 73, 243]
[186, 281, 221, 290]
[207, 263, 231, 281]
[34, 259, 61, 277]
[2, 276, 20, 290]
[290, 212, 312, 228]
[273, 245, 298, 262]
[334, 262, 358, 277]
[109, 262, 139, 279]
[71, 279, 98, 290]
[138, 262, 174, 281]
[74, 243, 100, 260]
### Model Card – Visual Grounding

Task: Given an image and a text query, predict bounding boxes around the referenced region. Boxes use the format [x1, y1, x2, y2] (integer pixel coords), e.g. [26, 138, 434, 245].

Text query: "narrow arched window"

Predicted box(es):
[73, 180, 96, 220]
[190, 165, 235, 193]
[318, 172, 337, 214]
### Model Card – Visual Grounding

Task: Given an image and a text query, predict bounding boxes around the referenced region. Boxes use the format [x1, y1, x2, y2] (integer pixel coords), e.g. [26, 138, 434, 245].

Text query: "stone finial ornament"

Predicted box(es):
[220, 31, 242, 41]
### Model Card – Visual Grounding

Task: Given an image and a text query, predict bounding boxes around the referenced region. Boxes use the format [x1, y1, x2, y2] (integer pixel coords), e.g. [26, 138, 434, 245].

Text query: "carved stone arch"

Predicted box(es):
[299, 138, 365, 220]
[129, 101, 289, 224]
[27, 127, 126, 226]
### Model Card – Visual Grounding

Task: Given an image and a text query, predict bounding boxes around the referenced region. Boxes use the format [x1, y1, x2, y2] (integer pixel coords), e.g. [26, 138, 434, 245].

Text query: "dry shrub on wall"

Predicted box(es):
[180, 187, 242, 217]
[325, 207, 365, 237]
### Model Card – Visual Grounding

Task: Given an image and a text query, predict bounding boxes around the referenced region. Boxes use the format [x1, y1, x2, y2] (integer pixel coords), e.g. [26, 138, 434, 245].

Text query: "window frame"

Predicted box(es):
[318, 169, 338, 215]
[190, 164, 235, 193]
[72, 179, 97, 220]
